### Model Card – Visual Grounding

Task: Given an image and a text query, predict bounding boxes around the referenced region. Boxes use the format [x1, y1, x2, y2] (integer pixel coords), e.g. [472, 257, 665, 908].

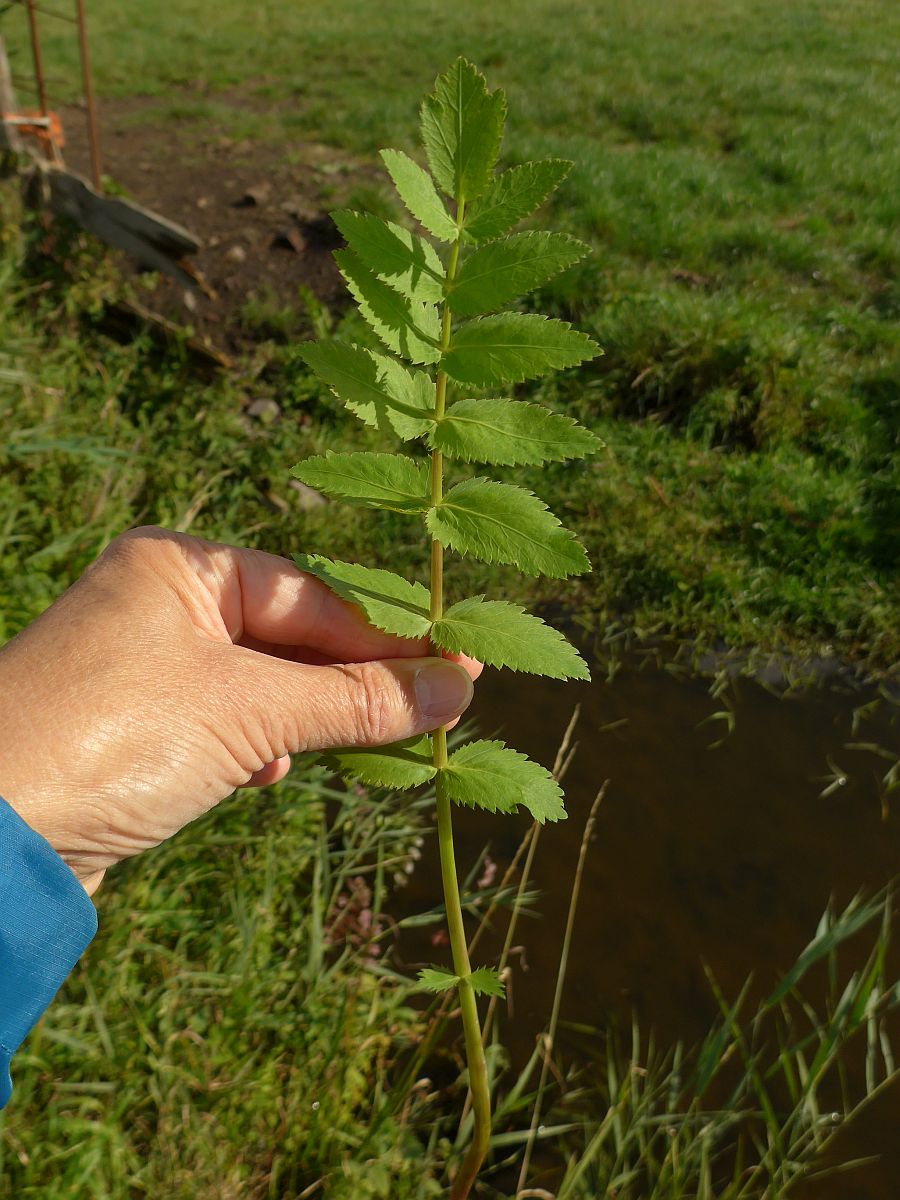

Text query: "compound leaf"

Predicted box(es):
[380, 149, 458, 242]
[469, 967, 505, 998]
[449, 231, 588, 316]
[418, 967, 460, 994]
[420, 58, 505, 202]
[291, 451, 430, 513]
[443, 739, 566, 823]
[427, 478, 590, 578]
[333, 210, 445, 304]
[336, 249, 440, 365]
[442, 313, 601, 386]
[431, 397, 602, 465]
[325, 735, 436, 790]
[464, 159, 573, 242]
[433, 596, 590, 680]
[293, 554, 432, 640]
[300, 341, 434, 440]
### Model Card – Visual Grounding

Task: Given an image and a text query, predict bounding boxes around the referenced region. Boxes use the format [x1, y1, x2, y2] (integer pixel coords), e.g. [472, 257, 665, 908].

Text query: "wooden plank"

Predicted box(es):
[102, 297, 232, 370]
[43, 163, 203, 290]
[0, 35, 24, 153]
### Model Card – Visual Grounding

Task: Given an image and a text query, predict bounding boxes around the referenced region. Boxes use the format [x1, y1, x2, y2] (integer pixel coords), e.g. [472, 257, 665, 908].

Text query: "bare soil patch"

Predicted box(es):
[56, 91, 377, 351]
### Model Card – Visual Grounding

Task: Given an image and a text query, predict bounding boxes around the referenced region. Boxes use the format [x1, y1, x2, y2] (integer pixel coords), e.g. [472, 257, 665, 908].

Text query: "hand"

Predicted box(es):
[0, 527, 479, 897]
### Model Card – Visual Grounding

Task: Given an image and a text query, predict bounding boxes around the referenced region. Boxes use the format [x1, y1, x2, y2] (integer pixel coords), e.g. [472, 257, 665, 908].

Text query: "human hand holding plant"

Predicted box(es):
[0, 527, 479, 897]
[290, 59, 601, 1199]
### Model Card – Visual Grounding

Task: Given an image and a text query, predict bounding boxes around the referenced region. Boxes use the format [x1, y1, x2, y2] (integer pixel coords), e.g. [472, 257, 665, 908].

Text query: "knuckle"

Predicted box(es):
[101, 525, 169, 569]
[344, 661, 403, 746]
[109, 524, 165, 549]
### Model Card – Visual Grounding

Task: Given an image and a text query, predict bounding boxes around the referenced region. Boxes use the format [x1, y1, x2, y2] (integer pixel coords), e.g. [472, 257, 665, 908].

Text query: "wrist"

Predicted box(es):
[0, 785, 101, 898]
[0, 647, 98, 896]
[0, 790, 101, 903]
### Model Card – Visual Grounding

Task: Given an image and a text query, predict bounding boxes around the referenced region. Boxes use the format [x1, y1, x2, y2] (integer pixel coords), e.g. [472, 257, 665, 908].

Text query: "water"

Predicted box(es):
[397, 651, 900, 1193]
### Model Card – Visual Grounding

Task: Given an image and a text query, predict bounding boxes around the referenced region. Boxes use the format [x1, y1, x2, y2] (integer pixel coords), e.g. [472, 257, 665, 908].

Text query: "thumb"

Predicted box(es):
[242, 654, 475, 753]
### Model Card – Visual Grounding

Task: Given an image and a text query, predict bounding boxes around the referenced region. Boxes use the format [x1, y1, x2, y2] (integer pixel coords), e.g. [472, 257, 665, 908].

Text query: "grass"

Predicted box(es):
[2, 0, 898, 666]
[0, 767, 446, 1200]
[546, 890, 900, 1199]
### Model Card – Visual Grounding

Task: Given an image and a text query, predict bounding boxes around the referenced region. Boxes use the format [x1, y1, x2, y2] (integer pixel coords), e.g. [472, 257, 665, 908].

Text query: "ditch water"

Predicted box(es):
[397, 646, 900, 1195]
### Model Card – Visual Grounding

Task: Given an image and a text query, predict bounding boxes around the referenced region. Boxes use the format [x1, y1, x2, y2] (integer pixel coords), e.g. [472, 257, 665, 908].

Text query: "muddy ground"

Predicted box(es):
[56, 91, 376, 353]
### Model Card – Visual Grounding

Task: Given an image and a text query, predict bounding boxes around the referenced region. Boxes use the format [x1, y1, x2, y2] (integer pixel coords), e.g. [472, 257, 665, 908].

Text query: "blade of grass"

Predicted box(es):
[516, 783, 607, 1194]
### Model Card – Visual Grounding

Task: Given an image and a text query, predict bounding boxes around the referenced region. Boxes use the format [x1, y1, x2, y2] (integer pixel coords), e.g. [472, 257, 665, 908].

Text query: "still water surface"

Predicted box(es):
[399, 652, 899, 1195]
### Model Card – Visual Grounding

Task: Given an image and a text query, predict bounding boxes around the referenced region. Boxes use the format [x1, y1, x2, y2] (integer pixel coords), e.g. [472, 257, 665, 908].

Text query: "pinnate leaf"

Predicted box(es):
[431, 397, 602, 466]
[333, 210, 445, 304]
[291, 451, 430, 513]
[442, 313, 601, 386]
[443, 739, 566, 823]
[464, 159, 572, 242]
[417, 968, 459, 994]
[427, 478, 590, 578]
[433, 596, 589, 680]
[325, 735, 435, 790]
[336, 249, 440, 365]
[300, 341, 433, 440]
[380, 149, 458, 242]
[420, 58, 505, 202]
[292, 554, 432, 640]
[469, 967, 505, 998]
[449, 231, 588, 317]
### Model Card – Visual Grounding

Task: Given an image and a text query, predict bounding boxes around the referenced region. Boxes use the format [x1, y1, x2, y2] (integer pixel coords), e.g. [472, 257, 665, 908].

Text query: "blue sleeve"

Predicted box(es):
[0, 794, 97, 1108]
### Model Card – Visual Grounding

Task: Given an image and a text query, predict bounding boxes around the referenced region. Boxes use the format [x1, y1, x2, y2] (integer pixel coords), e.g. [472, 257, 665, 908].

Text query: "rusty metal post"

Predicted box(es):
[24, 0, 64, 164]
[74, 0, 102, 190]
[11, 0, 78, 25]
[24, 0, 49, 115]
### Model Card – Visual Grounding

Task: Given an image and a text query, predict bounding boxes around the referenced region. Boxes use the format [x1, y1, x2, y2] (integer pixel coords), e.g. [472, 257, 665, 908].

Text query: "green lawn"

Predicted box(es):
[3, 0, 897, 665]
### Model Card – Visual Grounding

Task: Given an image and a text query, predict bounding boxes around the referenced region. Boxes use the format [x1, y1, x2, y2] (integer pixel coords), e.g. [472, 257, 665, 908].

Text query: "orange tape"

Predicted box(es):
[2, 108, 65, 156]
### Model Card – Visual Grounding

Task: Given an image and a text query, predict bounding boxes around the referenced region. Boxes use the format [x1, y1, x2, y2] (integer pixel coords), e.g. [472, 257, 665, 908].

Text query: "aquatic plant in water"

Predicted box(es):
[291, 59, 601, 1198]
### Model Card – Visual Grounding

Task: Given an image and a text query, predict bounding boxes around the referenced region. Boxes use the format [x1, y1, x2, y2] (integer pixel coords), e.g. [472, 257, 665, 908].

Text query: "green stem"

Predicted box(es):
[437, 782, 492, 1199]
[428, 199, 490, 1199]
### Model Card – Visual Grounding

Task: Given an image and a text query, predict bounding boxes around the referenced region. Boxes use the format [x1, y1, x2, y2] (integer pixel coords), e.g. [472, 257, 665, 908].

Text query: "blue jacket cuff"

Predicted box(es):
[0, 794, 97, 1108]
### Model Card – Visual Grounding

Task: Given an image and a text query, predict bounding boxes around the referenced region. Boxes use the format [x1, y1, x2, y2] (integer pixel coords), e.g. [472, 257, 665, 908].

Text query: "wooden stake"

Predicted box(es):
[0, 36, 24, 153]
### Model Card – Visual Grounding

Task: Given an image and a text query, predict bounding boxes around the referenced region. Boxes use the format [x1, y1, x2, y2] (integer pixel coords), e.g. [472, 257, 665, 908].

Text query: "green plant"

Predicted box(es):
[290, 59, 601, 1197]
